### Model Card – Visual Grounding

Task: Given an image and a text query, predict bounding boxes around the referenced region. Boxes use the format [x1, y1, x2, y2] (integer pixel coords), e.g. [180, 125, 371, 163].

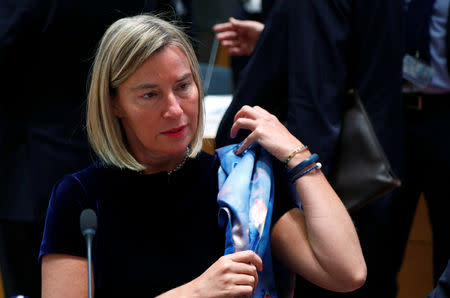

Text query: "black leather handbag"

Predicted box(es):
[329, 91, 401, 212]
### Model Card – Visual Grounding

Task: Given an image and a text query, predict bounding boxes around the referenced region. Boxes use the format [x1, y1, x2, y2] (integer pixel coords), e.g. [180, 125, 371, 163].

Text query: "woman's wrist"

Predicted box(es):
[286, 149, 312, 170]
[284, 144, 309, 168]
[286, 153, 321, 183]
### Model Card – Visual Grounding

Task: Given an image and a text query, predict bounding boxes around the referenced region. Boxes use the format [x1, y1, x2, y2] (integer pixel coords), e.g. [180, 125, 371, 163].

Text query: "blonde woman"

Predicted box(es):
[40, 14, 366, 297]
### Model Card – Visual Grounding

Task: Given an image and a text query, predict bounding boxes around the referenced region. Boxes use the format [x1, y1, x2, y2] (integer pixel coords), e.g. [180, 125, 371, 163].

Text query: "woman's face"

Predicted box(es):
[112, 45, 199, 162]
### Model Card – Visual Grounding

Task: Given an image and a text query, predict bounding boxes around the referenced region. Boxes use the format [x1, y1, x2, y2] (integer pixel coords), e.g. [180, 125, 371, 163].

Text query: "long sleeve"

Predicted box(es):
[284, 0, 352, 175]
[215, 0, 289, 148]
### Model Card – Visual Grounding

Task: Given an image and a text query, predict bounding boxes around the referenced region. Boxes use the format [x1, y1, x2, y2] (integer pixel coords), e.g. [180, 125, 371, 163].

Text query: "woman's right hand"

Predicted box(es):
[194, 250, 262, 297]
[177, 250, 262, 297]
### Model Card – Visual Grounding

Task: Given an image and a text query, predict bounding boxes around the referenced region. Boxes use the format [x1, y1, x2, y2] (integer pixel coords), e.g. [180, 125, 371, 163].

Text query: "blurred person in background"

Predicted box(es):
[214, 0, 405, 297]
[397, 0, 450, 289]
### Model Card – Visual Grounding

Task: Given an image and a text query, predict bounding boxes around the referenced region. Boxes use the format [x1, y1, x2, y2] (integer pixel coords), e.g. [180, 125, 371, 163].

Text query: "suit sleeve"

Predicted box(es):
[215, 0, 290, 148]
[284, 0, 352, 175]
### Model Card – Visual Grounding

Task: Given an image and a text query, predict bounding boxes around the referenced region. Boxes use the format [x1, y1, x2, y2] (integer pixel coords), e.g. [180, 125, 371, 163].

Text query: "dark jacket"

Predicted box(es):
[216, 0, 404, 180]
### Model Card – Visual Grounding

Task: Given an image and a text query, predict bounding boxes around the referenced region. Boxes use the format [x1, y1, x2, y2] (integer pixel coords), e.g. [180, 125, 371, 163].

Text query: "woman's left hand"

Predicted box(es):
[230, 105, 301, 161]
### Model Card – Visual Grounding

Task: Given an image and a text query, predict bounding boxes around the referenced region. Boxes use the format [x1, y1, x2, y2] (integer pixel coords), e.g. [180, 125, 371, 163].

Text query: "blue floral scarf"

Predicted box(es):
[216, 143, 277, 297]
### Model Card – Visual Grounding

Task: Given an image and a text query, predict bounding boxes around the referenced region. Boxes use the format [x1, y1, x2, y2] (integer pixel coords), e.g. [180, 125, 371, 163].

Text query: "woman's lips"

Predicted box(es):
[161, 125, 187, 138]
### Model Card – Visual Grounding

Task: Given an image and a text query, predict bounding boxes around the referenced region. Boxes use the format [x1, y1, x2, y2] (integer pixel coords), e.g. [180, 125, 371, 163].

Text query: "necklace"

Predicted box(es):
[167, 147, 190, 175]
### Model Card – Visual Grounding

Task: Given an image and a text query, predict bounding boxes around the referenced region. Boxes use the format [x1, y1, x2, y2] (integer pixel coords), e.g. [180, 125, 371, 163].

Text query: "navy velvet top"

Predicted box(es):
[39, 151, 296, 297]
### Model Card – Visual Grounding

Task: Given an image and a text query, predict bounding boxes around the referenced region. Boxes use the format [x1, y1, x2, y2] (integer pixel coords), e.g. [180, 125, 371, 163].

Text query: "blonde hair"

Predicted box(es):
[87, 14, 204, 171]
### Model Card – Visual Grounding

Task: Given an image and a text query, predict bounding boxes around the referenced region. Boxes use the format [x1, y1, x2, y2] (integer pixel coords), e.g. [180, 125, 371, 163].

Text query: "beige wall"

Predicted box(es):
[397, 195, 434, 298]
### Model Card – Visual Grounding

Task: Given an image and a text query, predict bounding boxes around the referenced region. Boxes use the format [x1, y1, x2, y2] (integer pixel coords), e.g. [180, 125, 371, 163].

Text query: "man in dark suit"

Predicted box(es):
[398, 0, 450, 288]
[0, 1, 188, 297]
[215, 0, 405, 297]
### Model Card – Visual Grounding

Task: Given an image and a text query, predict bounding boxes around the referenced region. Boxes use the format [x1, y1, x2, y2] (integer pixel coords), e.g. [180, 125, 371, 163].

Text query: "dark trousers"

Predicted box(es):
[396, 93, 450, 283]
[0, 220, 43, 298]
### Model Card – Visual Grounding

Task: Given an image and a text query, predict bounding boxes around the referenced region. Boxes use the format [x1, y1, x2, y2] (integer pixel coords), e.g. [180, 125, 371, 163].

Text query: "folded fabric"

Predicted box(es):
[216, 143, 277, 297]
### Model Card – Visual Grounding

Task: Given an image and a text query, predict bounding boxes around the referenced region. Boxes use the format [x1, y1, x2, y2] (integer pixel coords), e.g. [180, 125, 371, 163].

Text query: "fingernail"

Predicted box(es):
[234, 149, 239, 155]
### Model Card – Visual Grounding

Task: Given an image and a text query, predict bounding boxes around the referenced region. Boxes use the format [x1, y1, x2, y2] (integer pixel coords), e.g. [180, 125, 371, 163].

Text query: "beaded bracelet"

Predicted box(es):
[284, 145, 309, 168]
[287, 153, 319, 182]
[290, 162, 322, 184]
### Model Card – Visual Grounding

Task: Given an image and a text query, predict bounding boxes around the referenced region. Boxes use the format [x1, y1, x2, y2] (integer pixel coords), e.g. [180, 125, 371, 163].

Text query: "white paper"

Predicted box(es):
[203, 95, 233, 138]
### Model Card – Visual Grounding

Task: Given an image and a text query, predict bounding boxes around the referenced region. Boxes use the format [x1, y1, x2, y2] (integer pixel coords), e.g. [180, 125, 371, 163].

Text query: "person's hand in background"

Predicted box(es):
[213, 17, 264, 56]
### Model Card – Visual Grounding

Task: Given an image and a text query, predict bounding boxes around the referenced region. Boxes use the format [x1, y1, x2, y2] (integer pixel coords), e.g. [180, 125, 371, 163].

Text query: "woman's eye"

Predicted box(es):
[143, 92, 155, 99]
[178, 82, 189, 90]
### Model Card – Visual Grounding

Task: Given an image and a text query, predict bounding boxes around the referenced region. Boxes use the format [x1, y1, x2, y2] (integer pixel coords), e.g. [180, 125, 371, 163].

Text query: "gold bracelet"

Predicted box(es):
[284, 145, 308, 167]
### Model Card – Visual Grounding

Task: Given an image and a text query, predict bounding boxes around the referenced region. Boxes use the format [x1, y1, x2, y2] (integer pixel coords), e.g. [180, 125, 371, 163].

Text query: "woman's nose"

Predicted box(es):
[163, 92, 183, 119]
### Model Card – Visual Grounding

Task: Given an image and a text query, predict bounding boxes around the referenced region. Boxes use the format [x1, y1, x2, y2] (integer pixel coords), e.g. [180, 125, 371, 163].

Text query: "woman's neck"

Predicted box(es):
[140, 148, 189, 175]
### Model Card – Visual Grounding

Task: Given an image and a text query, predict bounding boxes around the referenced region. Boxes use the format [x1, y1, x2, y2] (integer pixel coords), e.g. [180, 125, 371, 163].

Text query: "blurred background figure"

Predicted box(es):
[213, 0, 274, 88]
[0, 1, 191, 297]
[397, 0, 450, 289]
[214, 0, 405, 297]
